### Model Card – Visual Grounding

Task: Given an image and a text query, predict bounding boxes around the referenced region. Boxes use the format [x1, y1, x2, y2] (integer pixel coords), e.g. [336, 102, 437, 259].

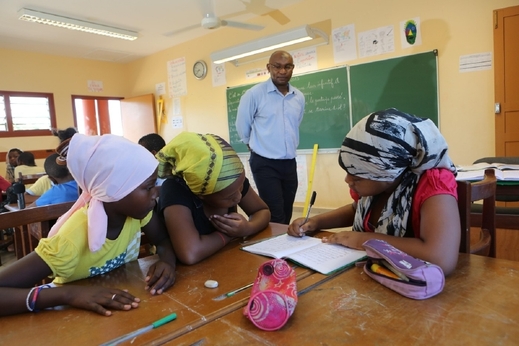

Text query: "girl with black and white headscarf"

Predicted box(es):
[288, 109, 460, 275]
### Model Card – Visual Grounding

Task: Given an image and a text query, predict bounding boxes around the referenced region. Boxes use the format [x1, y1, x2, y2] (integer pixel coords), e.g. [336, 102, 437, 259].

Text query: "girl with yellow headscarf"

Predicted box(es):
[157, 132, 270, 265]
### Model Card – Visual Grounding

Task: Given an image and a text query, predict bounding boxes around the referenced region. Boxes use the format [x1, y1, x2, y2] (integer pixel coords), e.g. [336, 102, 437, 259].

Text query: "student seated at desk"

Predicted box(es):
[5, 148, 23, 183]
[25, 175, 52, 197]
[0, 133, 177, 317]
[27, 153, 79, 208]
[14, 152, 45, 178]
[157, 132, 270, 265]
[25, 127, 80, 198]
[288, 109, 461, 275]
[138, 133, 167, 188]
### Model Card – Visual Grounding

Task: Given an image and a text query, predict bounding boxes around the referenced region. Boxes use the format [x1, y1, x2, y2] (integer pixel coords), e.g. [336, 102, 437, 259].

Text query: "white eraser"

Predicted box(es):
[204, 280, 218, 288]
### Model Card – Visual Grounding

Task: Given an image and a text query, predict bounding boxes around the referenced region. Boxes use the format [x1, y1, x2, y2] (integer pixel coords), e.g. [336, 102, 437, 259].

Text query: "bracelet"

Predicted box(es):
[26, 287, 38, 312]
[26, 284, 53, 312]
[215, 232, 227, 246]
[29, 286, 43, 312]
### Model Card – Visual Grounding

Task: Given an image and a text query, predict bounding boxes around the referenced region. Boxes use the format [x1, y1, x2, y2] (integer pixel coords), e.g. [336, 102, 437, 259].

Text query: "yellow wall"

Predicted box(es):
[0, 49, 128, 168]
[1, 0, 518, 209]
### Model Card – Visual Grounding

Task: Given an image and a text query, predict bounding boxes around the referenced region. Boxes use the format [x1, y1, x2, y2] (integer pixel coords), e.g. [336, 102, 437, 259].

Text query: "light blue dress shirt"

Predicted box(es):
[236, 78, 305, 159]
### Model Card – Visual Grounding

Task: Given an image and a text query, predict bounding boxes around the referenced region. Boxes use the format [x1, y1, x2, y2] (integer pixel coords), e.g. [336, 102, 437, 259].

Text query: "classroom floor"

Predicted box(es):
[0, 248, 16, 270]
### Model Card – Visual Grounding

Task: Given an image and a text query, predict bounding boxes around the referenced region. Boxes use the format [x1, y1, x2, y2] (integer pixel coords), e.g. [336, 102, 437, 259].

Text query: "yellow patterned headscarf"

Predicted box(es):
[156, 132, 244, 195]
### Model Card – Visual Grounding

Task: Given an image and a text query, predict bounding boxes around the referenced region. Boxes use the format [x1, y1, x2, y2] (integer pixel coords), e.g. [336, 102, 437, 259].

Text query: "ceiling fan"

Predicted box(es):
[164, 0, 264, 37]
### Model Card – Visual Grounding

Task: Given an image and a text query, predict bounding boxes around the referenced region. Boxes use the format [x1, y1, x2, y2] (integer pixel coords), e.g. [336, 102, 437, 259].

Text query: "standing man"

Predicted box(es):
[236, 50, 305, 224]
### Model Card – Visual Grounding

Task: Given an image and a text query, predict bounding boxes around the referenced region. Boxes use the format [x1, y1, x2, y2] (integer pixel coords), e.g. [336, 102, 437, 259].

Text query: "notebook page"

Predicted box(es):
[288, 242, 367, 275]
[242, 234, 322, 259]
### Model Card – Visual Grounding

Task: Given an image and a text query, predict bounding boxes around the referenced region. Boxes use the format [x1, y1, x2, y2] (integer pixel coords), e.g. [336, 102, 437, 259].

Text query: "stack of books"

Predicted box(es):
[456, 162, 519, 181]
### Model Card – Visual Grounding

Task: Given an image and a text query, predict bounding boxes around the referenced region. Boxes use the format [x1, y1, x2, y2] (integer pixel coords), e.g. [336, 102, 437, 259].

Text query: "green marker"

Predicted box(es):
[100, 312, 177, 346]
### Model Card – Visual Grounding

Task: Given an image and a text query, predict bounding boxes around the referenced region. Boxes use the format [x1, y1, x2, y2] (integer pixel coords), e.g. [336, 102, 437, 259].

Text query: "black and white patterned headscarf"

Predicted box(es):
[339, 108, 456, 236]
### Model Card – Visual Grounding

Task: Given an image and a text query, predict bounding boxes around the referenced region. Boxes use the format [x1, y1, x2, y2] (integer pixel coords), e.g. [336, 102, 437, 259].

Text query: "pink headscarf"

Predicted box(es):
[48, 134, 158, 252]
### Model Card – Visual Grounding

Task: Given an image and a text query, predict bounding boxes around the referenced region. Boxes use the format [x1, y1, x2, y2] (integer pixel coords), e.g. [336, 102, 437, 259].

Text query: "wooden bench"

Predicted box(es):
[0, 200, 154, 263]
[0, 201, 74, 260]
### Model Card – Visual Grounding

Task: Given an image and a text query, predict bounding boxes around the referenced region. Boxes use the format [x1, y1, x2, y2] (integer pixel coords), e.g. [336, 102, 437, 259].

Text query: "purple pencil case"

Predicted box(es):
[362, 239, 445, 300]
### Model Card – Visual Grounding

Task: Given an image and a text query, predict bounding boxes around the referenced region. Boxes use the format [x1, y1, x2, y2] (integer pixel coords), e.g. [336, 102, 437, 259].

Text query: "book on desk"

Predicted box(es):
[242, 233, 367, 275]
[456, 162, 519, 182]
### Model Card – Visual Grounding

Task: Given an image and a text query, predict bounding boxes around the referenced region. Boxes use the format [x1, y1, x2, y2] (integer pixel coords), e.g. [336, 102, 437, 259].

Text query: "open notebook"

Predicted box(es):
[242, 234, 367, 275]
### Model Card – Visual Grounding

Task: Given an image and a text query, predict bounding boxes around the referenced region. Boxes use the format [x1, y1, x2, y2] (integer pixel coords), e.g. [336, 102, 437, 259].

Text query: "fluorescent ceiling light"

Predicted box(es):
[211, 25, 328, 64]
[18, 8, 138, 41]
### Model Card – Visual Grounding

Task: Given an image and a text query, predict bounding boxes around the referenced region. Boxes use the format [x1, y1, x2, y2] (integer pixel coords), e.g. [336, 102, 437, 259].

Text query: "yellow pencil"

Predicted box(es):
[380, 260, 409, 282]
[371, 263, 401, 280]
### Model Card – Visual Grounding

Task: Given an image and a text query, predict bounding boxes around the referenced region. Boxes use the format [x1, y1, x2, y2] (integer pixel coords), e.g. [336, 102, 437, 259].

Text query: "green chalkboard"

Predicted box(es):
[350, 51, 438, 126]
[227, 51, 438, 153]
[227, 66, 350, 153]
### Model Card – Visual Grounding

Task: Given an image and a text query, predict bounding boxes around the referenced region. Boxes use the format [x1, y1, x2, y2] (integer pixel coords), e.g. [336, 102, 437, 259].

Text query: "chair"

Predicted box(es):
[470, 157, 519, 230]
[18, 172, 47, 185]
[0, 201, 74, 261]
[457, 169, 497, 257]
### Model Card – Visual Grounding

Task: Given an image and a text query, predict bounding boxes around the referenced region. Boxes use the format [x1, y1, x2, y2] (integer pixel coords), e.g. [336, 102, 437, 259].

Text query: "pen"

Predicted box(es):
[99, 312, 177, 346]
[212, 282, 254, 301]
[302, 191, 317, 225]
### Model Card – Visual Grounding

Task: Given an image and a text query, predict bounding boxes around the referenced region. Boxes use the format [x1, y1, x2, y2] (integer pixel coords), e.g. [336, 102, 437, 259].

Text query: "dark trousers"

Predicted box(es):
[249, 152, 298, 225]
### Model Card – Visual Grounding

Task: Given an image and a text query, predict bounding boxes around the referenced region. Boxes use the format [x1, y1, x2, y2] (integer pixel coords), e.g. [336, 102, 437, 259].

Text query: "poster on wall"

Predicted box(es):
[358, 25, 395, 58]
[171, 115, 183, 129]
[332, 23, 358, 63]
[290, 46, 318, 75]
[155, 82, 166, 96]
[167, 57, 187, 98]
[87, 80, 103, 92]
[212, 62, 226, 87]
[400, 17, 422, 49]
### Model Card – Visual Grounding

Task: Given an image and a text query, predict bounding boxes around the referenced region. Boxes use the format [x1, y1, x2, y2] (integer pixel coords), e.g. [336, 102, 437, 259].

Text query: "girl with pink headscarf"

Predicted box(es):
[0, 134, 177, 317]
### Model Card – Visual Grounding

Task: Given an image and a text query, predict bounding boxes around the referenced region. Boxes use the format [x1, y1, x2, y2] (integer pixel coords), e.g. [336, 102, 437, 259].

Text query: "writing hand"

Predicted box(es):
[287, 217, 316, 237]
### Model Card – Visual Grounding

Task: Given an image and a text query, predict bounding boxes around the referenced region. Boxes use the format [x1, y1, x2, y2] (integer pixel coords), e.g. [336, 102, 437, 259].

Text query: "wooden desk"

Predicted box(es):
[170, 254, 519, 345]
[3, 194, 39, 211]
[0, 223, 318, 345]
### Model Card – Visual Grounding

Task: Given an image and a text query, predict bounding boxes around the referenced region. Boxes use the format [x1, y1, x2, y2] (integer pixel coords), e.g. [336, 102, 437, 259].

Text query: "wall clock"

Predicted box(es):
[193, 60, 208, 80]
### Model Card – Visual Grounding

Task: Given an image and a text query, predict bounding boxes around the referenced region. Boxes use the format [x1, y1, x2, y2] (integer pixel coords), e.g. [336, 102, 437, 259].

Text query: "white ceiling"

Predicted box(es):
[0, 0, 305, 63]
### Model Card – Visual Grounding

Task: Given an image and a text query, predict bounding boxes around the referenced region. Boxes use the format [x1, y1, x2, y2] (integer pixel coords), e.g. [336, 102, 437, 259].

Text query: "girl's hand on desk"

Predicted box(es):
[145, 261, 176, 295]
[65, 286, 139, 316]
[210, 213, 249, 237]
[322, 231, 366, 250]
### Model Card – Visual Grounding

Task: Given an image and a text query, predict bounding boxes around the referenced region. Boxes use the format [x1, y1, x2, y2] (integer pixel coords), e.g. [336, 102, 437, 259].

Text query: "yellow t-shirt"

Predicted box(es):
[35, 206, 153, 284]
[14, 165, 45, 177]
[26, 175, 52, 196]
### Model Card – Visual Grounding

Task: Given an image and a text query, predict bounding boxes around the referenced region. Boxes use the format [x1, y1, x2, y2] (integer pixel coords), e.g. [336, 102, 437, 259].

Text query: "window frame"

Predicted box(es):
[0, 90, 57, 138]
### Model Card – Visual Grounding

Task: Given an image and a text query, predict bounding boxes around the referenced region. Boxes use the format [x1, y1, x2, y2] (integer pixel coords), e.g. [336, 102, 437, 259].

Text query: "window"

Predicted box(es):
[0, 91, 57, 137]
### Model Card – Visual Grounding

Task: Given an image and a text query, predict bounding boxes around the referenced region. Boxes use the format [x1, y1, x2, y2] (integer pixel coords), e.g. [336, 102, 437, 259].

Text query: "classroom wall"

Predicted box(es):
[126, 0, 519, 209]
[1, 0, 518, 210]
[0, 48, 129, 170]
